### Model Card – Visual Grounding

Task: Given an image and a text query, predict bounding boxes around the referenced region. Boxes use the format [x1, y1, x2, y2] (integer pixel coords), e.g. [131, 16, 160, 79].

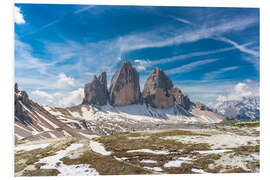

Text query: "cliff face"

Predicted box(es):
[142, 67, 174, 108]
[83, 72, 108, 106]
[172, 88, 192, 110]
[109, 61, 142, 106]
[80, 60, 202, 111]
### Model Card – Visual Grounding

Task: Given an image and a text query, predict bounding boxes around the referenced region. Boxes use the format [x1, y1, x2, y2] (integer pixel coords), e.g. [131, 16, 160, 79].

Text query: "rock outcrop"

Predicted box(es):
[109, 61, 142, 106]
[14, 83, 32, 125]
[194, 101, 211, 111]
[172, 88, 192, 110]
[82, 72, 108, 106]
[142, 67, 175, 108]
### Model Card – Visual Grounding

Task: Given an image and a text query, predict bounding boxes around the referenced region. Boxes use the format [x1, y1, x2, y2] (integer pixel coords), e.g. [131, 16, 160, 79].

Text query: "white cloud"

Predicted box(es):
[57, 73, 76, 88]
[134, 59, 151, 71]
[215, 80, 259, 106]
[14, 6, 25, 24]
[31, 90, 54, 103]
[165, 58, 218, 75]
[30, 88, 84, 108]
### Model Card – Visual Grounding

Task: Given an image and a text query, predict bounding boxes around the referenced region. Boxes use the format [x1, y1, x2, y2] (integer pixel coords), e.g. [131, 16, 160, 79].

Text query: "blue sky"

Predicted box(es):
[14, 4, 260, 107]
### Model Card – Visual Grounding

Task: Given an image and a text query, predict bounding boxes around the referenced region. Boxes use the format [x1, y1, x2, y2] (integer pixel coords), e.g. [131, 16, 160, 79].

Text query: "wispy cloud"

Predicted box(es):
[165, 58, 218, 75]
[203, 66, 239, 80]
[216, 37, 259, 57]
[14, 6, 25, 24]
[119, 16, 257, 52]
[74, 5, 95, 14]
[169, 15, 193, 25]
[18, 5, 95, 39]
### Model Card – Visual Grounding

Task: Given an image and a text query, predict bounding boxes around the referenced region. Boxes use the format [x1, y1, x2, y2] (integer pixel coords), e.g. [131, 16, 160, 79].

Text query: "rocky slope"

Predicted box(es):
[215, 96, 259, 120]
[14, 84, 87, 142]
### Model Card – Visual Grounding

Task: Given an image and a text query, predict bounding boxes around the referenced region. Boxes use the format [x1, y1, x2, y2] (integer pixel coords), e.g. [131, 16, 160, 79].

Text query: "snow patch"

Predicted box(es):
[89, 141, 111, 156]
[162, 134, 259, 149]
[127, 149, 169, 155]
[143, 166, 163, 172]
[36, 143, 98, 176]
[79, 133, 100, 139]
[195, 149, 232, 154]
[114, 156, 129, 162]
[15, 143, 51, 151]
[140, 159, 157, 164]
[192, 168, 206, 174]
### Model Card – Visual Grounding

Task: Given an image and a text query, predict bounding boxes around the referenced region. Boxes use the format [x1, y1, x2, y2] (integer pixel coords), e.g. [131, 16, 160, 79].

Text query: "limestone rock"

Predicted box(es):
[109, 61, 142, 106]
[194, 101, 211, 111]
[142, 67, 174, 108]
[82, 72, 108, 106]
[172, 88, 192, 110]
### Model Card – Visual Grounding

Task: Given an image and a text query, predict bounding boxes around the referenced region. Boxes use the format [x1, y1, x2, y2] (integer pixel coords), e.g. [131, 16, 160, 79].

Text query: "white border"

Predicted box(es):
[1, 0, 269, 180]
[14, 0, 260, 7]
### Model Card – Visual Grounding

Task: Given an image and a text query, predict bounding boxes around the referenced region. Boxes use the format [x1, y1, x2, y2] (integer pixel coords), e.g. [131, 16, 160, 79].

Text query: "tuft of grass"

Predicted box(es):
[22, 169, 59, 176]
[233, 122, 259, 128]
[222, 167, 249, 173]
[192, 154, 221, 171]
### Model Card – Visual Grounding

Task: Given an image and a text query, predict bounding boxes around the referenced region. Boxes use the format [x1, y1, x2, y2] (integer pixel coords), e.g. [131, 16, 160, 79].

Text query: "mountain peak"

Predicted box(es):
[109, 61, 142, 106]
[83, 72, 108, 106]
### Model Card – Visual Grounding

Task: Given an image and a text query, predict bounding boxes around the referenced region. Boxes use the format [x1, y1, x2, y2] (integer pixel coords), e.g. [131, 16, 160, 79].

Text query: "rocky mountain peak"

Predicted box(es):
[82, 72, 108, 106]
[142, 67, 174, 108]
[172, 88, 192, 110]
[109, 61, 142, 106]
[14, 83, 32, 125]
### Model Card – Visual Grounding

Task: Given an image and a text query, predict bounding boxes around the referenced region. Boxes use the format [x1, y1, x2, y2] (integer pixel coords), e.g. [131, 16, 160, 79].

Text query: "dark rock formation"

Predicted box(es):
[172, 88, 192, 110]
[109, 61, 142, 106]
[14, 83, 32, 125]
[142, 67, 174, 108]
[194, 101, 211, 111]
[82, 72, 108, 106]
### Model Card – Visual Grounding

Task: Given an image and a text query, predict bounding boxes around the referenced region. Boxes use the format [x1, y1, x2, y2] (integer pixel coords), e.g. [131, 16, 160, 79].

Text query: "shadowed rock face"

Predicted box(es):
[15, 83, 32, 125]
[142, 67, 175, 108]
[82, 72, 108, 106]
[109, 61, 142, 106]
[172, 88, 192, 110]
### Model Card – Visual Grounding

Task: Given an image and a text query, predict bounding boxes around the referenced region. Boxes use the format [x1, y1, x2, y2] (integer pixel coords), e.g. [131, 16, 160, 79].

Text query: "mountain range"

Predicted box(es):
[214, 96, 260, 120]
[15, 60, 235, 142]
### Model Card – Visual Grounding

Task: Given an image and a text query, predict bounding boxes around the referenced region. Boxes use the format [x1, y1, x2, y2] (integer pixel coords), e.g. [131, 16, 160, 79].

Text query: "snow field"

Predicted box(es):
[37, 143, 99, 176]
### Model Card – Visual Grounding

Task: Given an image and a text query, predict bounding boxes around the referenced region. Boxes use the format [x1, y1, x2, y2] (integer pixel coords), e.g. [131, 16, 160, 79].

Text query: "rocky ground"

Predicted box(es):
[14, 122, 259, 176]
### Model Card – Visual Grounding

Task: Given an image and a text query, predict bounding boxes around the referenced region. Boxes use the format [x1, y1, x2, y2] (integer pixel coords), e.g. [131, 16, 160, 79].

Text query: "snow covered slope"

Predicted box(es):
[14, 85, 86, 142]
[215, 97, 259, 120]
[44, 103, 225, 136]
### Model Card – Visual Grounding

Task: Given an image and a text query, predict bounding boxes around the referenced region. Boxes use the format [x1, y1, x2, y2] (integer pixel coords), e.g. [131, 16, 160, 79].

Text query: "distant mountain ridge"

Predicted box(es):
[214, 96, 259, 120]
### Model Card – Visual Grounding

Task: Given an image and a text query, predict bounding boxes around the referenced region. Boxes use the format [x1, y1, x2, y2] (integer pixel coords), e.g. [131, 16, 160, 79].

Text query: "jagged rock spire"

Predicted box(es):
[109, 61, 142, 106]
[142, 67, 174, 108]
[82, 72, 108, 106]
